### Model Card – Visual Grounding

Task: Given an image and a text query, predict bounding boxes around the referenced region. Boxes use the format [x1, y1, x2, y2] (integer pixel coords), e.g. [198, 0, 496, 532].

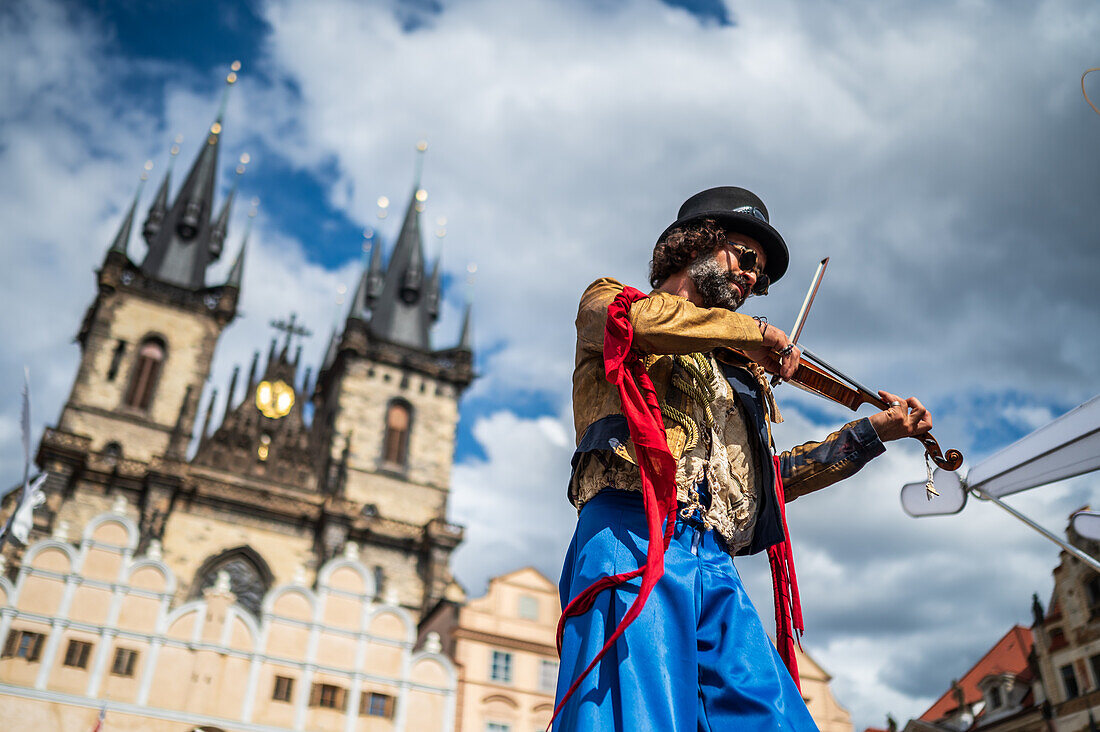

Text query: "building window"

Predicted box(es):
[2, 630, 44, 661]
[192, 547, 272, 619]
[1087, 576, 1100, 608]
[272, 675, 294, 702]
[490, 650, 513, 684]
[373, 565, 386, 597]
[107, 340, 126, 382]
[124, 338, 166, 410]
[1061, 664, 1080, 699]
[518, 595, 539, 621]
[1049, 627, 1068, 651]
[987, 684, 1003, 709]
[486, 723, 511, 732]
[1090, 655, 1100, 690]
[360, 691, 395, 718]
[309, 682, 346, 710]
[540, 659, 559, 693]
[63, 640, 93, 669]
[382, 400, 412, 467]
[111, 647, 138, 677]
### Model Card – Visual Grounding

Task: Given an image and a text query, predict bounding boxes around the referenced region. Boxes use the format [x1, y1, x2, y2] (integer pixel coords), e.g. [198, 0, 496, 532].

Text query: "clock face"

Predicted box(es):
[255, 379, 295, 419]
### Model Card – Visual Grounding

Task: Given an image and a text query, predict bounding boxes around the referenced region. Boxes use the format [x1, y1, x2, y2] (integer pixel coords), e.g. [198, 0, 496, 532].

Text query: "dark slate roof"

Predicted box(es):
[139, 119, 224, 290]
[366, 187, 433, 350]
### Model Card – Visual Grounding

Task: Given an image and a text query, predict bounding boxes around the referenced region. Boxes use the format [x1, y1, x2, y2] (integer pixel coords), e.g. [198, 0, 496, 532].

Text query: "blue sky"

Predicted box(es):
[4, 0, 1100, 726]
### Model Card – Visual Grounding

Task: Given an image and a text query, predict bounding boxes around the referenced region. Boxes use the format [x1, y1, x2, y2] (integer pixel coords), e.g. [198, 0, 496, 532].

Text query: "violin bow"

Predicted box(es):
[771, 257, 828, 387]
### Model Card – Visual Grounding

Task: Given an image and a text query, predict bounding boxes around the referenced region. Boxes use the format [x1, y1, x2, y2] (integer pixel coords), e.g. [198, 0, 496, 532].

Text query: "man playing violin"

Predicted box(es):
[552, 186, 934, 730]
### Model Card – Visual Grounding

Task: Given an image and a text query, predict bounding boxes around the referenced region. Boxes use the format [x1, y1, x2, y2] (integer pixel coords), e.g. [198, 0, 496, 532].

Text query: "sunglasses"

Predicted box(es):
[726, 243, 770, 296]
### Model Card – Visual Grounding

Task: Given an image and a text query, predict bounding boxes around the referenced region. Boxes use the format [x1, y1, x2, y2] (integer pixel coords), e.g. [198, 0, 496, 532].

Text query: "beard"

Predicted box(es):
[688, 257, 750, 311]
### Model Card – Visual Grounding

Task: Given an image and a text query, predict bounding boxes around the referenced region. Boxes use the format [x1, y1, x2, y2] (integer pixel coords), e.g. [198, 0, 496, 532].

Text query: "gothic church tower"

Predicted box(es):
[40, 73, 246, 540]
[312, 152, 474, 615]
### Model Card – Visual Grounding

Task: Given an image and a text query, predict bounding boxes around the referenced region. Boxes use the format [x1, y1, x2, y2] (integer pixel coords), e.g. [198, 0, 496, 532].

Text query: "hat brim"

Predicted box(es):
[659, 210, 789, 284]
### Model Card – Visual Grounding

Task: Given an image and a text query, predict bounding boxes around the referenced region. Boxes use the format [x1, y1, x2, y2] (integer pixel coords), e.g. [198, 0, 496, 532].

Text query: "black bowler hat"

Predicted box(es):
[659, 186, 789, 285]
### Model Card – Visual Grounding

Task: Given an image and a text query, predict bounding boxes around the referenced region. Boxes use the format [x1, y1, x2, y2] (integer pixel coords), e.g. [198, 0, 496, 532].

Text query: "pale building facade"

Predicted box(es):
[0, 501, 455, 731]
[795, 644, 855, 732]
[1030, 516, 1100, 730]
[421, 568, 559, 732]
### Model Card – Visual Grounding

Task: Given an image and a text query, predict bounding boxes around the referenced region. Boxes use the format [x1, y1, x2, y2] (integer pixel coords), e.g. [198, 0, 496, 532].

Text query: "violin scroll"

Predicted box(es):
[918, 435, 964, 471]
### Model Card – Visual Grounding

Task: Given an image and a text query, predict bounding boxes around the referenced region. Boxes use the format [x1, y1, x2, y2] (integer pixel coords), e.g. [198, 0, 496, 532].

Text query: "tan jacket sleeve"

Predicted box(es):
[576, 277, 764, 355]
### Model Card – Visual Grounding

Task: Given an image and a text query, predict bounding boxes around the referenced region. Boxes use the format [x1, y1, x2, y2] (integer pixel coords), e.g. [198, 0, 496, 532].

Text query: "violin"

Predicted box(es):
[727, 256, 964, 472]
[734, 344, 964, 471]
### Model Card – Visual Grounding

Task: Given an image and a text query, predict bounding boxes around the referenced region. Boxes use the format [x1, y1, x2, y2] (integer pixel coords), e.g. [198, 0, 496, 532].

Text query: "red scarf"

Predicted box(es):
[551, 288, 802, 725]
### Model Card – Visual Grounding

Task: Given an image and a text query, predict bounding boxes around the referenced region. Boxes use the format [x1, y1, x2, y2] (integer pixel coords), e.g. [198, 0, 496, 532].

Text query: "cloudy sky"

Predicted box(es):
[3, 0, 1099, 726]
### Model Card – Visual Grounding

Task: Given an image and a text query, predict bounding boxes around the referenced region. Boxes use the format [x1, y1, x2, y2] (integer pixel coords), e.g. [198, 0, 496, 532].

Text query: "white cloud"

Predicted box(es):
[449, 409, 577, 596]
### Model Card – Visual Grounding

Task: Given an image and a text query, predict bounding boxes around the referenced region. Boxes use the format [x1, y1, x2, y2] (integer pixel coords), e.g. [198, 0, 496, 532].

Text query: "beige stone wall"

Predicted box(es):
[157, 503, 315, 602]
[60, 291, 221, 462]
[357, 541, 428, 612]
[1, 506, 457, 731]
[333, 360, 459, 524]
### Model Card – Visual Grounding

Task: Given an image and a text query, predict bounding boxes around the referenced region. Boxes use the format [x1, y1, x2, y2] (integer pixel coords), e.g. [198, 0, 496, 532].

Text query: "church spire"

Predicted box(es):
[425, 254, 442, 321]
[210, 153, 249, 263]
[109, 163, 151, 257]
[367, 141, 433, 350]
[225, 202, 255, 290]
[365, 231, 385, 306]
[140, 62, 240, 291]
[143, 137, 180, 244]
[349, 227, 388, 322]
[458, 302, 473, 352]
[223, 366, 239, 423]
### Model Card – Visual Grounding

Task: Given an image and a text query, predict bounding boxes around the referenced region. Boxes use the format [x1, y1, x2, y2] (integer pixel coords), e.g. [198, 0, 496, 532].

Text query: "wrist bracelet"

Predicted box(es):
[753, 316, 768, 337]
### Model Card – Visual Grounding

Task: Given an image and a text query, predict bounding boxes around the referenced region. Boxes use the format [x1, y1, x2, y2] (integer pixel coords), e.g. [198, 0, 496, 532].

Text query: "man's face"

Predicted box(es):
[688, 233, 767, 311]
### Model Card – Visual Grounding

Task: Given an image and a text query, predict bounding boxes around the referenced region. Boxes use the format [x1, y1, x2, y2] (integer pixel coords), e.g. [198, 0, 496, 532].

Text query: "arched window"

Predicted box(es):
[124, 337, 166, 410]
[382, 400, 412, 468]
[191, 546, 273, 618]
[102, 442, 122, 466]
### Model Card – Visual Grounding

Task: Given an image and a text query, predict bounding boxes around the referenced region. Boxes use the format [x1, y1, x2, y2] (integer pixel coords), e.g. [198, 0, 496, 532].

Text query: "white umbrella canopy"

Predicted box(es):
[967, 395, 1100, 498]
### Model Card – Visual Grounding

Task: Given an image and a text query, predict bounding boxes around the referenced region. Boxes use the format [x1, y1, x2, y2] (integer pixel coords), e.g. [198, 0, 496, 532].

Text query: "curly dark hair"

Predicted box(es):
[649, 218, 727, 288]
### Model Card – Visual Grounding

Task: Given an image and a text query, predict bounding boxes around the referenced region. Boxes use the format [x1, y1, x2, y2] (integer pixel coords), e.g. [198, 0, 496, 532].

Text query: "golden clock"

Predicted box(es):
[255, 379, 294, 419]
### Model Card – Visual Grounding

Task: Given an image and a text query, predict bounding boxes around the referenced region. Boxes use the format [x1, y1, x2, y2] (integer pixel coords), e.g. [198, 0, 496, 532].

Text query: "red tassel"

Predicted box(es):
[767, 455, 803, 690]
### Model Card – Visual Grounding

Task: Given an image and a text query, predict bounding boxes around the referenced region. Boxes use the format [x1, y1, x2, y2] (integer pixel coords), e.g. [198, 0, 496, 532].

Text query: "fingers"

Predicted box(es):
[872, 391, 933, 440]
[760, 324, 799, 380]
[762, 323, 790, 351]
[780, 344, 801, 381]
[907, 396, 932, 434]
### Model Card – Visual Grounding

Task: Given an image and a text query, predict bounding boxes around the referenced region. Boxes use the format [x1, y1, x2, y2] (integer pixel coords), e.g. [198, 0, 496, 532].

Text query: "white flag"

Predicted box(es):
[2, 367, 48, 546]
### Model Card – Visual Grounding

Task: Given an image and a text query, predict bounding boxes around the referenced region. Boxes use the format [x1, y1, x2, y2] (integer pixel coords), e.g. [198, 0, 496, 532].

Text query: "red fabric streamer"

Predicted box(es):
[767, 454, 804, 689]
[551, 287, 679, 726]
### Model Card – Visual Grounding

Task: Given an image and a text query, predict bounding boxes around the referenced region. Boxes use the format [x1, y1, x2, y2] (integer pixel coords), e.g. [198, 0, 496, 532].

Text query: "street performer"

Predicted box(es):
[552, 186, 934, 730]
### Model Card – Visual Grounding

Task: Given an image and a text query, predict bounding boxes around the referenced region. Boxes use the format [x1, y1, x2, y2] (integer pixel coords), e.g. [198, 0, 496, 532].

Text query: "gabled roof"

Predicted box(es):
[919, 625, 1033, 722]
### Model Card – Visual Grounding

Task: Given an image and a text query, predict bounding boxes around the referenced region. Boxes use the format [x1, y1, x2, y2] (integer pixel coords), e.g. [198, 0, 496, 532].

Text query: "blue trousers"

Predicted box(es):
[554, 489, 818, 731]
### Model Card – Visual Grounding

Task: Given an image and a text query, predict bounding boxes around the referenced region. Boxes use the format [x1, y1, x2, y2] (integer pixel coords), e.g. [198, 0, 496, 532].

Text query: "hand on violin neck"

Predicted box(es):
[741, 322, 801, 381]
[869, 390, 933, 442]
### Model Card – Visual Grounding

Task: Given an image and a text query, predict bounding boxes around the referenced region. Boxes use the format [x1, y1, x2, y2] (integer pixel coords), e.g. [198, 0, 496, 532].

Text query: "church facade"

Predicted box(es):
[0, 73, 473, 732]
